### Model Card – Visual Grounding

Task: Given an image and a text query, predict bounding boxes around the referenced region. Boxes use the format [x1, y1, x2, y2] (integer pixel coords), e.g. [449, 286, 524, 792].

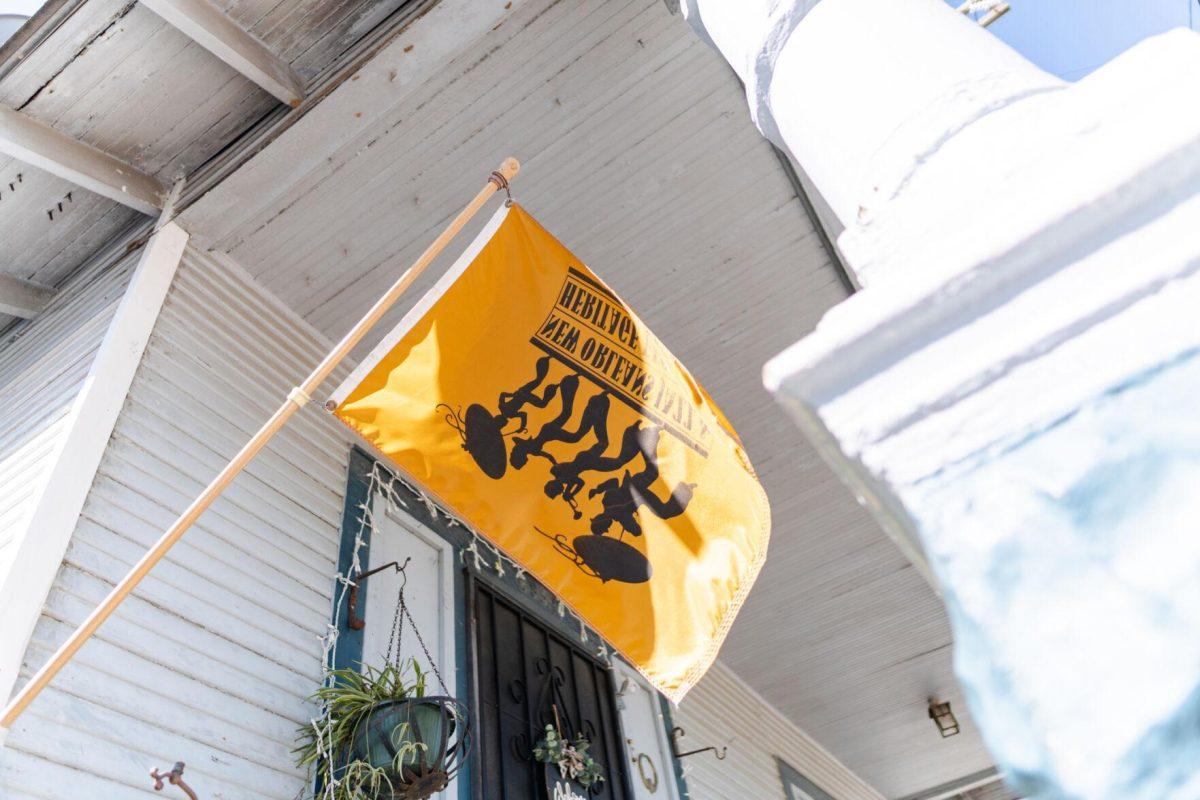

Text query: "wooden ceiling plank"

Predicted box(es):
[139, 0, 306, 106]
[0, 273, 56, 319]
[0, 106, 166, 215]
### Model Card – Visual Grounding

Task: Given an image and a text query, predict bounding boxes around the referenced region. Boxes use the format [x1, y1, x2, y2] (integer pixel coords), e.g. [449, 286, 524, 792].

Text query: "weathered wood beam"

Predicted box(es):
[0, 273, 55, 318]
[0, 105, 166, 214]
[139, 0, 305, 107]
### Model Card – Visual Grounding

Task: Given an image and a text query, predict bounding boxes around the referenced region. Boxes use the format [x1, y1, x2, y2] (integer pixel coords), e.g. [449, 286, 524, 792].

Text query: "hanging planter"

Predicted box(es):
[297, 662, 469, 800]
[297, 561, 470, 800]
[348, 694, 461, 790]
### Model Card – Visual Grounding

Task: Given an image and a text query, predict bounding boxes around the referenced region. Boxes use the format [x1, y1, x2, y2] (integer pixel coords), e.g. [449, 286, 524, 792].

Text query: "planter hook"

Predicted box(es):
[347, 556, 410, 630]
[670, 726, 727, 761]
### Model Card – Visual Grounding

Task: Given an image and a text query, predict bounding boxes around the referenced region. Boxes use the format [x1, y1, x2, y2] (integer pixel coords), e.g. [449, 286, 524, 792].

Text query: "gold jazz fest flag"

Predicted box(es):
[329, 204, 770, 700]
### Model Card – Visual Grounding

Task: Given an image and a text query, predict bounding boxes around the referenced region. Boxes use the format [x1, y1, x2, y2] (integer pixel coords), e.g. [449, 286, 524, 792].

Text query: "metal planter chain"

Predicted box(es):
[349, 556, 470, 800]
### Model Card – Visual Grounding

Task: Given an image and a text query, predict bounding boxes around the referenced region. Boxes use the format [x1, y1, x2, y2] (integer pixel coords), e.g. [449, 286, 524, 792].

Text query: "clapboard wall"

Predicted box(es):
[675, 662, 884, 800]
[0, 243, 883, 800]
[0, 254, 136, 588]
[1, 247, 351, 799]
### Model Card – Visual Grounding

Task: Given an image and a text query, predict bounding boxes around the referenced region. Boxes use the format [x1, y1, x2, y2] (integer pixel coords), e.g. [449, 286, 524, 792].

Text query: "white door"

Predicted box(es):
[359, 492, 458, 799]
[613, 659, 681, 800]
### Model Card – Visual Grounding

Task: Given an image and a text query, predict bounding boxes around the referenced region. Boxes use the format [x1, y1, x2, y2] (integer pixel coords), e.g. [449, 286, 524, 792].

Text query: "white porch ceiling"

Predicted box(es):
[181, 0, 1001, 797]
[0, 0, 419, 330]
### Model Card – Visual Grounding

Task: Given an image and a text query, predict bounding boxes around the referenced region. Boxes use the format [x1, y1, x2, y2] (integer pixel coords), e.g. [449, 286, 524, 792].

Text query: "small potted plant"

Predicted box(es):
[296, 659, 468, 800]
[533, 719, 605, 792]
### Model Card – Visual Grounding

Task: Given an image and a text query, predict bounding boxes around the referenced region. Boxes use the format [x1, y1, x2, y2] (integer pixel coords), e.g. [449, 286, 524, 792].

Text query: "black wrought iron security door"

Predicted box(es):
[472, 582, 630, 800]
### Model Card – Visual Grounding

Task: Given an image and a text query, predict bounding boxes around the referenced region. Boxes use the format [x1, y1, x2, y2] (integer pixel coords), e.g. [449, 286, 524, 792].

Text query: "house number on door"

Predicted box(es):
[635, 752, 658, 793]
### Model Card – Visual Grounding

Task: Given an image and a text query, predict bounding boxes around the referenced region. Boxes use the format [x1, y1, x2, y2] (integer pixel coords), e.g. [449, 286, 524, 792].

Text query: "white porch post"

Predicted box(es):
[681, 0, 1061, 247]
[0, 220, 188, 716]
[685, 1, 1200, 798]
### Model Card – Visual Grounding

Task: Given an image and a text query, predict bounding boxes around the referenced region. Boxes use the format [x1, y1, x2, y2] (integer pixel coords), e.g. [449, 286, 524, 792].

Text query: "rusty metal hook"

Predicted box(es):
[489, 170, 514, 206]
[347, 556, 411, 630]
[670, 726, 727, 761]
[150, 761, 199, 800]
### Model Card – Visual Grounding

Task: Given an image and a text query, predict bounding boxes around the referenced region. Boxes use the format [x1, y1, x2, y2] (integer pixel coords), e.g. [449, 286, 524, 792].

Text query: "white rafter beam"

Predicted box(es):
[0, 105, 166, 214]
[0, 273, 55, 319]
[139, 0, 305, 107]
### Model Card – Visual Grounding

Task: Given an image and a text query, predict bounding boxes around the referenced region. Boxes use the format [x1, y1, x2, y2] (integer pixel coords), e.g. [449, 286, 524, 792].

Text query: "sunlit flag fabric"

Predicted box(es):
[329, 204, 770, 700]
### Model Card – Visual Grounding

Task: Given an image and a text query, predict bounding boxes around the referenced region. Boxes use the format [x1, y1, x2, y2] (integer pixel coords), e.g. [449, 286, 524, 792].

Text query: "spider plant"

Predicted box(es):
[296, 659, 442, 800]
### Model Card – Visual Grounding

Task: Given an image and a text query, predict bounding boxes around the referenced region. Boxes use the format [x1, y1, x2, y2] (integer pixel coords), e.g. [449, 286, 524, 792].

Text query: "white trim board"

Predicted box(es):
[0, 105, 166, 215]
[365, 491, 459, 800]
[0, 222, 189, 711]
[0, 273, 54, 319]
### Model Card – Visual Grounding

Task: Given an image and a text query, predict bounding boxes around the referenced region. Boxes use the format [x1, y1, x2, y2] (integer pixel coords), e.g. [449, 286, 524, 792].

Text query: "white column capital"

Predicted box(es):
[683, 0, 1061, 241]
[757, 10, 1200, 798]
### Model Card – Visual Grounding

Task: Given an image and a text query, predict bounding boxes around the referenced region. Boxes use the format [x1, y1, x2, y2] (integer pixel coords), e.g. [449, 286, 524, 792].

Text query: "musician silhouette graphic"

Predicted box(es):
[438, 356, 559, 479]
[543, 417, 646, 518]
[586, 425, 696, 538]
[441, 356, 699, 584]
[508, 374, 587, 469]
[497, 355, 558, 433]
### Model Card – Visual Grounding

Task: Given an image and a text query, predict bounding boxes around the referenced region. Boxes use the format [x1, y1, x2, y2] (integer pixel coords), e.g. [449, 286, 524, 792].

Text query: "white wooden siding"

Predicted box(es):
[675, 662, 884, 800]
[181, 0, 966, 793]
[0, 236, 883, 800]
[1, 247, 352, 799]
[0, 253, 135, 585]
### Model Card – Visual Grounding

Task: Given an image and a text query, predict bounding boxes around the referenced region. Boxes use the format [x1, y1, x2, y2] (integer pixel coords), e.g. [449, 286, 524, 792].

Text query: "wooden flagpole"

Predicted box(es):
[0, 157, 520, 735]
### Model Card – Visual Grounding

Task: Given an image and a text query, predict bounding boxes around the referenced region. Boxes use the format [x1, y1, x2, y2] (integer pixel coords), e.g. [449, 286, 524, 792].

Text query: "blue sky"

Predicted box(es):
[965, 0, 1198, 79]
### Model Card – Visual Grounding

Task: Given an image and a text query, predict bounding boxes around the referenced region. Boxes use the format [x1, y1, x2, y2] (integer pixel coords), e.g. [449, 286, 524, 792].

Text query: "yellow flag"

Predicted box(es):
[330, 204, 770, 700]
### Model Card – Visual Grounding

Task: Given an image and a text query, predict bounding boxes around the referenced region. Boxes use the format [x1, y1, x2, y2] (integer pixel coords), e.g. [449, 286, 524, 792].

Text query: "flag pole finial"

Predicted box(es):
[496, 156, 520, 180]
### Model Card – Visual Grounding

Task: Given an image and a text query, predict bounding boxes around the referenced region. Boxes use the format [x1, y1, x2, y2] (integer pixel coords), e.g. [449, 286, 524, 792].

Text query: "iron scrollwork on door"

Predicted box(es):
[508, 677, 532, 763]
[526, 656, 606, 795]
[472, 583, 630, 800]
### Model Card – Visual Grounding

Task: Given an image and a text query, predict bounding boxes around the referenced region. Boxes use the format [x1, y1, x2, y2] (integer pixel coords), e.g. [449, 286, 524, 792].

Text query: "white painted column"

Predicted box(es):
[685, 1, 1200, 798]
[682, 0, 1062, 280]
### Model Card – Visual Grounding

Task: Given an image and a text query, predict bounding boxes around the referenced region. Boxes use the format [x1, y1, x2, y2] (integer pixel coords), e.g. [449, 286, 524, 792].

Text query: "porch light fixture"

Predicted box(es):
[928, 699, 960, 738]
